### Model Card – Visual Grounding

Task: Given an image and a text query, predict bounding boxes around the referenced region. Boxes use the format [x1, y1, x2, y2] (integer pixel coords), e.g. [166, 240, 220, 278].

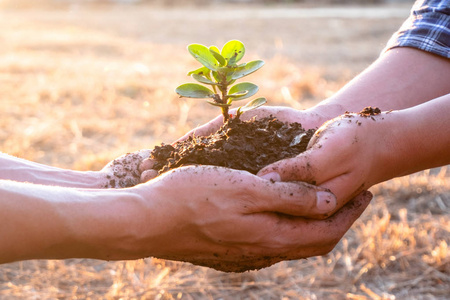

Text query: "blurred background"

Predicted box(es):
[1, 0, 449, 299]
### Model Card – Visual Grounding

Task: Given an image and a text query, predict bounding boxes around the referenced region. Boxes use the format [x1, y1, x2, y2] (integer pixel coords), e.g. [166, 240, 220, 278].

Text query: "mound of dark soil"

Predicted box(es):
[150, 116, 315, 175]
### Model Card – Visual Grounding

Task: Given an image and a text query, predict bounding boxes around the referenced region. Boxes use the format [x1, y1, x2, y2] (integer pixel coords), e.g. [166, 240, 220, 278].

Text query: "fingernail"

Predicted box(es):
[259, 172, 281, 182]
[316, 191, 337, 212]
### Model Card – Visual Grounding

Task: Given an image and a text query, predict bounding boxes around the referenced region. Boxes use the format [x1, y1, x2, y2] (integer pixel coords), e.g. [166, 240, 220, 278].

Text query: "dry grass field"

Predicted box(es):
[0, 1, 449, 299]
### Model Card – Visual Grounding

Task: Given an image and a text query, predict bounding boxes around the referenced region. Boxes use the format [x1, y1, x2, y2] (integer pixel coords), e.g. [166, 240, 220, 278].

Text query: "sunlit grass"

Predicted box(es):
[0, 2, 448, 299]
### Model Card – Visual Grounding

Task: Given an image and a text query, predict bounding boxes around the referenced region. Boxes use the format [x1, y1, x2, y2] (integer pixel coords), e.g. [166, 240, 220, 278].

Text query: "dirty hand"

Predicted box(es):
[101, 149, 151, 188]
[258, 111, 387, 214]
[132, 165, 372, 272]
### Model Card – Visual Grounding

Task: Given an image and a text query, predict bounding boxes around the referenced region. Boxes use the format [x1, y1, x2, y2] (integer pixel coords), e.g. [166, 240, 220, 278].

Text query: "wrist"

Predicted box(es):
[370, 109, 434, 184]
[47, 169, 107, 189]
[363, 112, 404, 185]
[63, 170, 107, 188]
[63, 187, 156, 260]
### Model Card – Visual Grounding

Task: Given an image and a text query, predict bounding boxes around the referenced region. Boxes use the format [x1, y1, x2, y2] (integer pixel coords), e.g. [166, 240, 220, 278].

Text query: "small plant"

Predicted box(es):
[175, 40, 267, 122]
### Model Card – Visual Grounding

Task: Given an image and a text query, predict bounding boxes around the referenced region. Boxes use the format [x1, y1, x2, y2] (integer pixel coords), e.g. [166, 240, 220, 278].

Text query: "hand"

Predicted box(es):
[0, 161, 370, 268]
[132, 166, 372, 272]
[100, 149, 151, 188]
[257, 111, 387, 214]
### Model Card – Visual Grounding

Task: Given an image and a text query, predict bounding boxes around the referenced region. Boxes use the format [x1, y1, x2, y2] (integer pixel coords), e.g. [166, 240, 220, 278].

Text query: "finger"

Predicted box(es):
[317, 173, 368, 212]
[140, 169, 158, 183]
[306, 129, 321, 150]
[257, 152, 318, 184]
[324, 190, 372, 235]
[138, 158, 155, 173]
[247, 178, 337, 218]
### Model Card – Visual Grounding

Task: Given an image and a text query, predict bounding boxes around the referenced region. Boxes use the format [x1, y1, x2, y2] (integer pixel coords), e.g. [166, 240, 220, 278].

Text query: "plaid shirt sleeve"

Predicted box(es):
[384, 0, 450, 59]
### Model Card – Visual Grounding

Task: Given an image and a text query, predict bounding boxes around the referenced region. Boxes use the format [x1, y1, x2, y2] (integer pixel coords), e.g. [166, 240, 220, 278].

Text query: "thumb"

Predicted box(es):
[248, 179, 337, 219]
[257, 152, 318, 184]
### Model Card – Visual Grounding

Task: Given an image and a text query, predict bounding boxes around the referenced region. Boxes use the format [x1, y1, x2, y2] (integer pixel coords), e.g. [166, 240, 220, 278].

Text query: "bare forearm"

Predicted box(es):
[0, 153, 104, 188]
[379, 94, 450, 181]
[311, 48, 450, 118]
[0, 180, 150, 263]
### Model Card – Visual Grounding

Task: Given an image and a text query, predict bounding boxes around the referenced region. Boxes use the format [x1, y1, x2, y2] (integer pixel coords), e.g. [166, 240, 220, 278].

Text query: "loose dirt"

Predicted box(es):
[151, 116, 315, 175]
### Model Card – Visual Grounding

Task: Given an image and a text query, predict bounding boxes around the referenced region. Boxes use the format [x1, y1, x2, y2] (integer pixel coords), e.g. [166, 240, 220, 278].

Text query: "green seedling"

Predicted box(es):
[175, 40, 267, 122]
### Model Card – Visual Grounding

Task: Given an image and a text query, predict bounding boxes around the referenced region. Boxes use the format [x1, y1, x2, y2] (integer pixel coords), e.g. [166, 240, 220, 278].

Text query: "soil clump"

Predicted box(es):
[150, 116, 315, 175]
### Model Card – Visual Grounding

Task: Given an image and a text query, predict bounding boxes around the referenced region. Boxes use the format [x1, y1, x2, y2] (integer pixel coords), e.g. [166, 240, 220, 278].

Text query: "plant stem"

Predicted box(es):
[218, 72, 230, 122]
[222, 107, 230, 122]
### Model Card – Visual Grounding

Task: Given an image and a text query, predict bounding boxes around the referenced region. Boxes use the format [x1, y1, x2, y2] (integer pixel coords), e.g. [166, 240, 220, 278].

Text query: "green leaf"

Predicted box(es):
[228, 90, 249, 99]
[231, 60, 265, 80]
[209, 46, 227, 66]
[228, 82, 259, 101]
[191, 74, 217, 85]
[237, 97, 267, 115]
[227, 79, 237, 86]
[187, 66, 211, 77]
[212, 71, 220, 83]
[209, 45, 221, 54]
[188, 44, 219, 71]
[221, 40, 245, 66]
[175, 83, 215, 99]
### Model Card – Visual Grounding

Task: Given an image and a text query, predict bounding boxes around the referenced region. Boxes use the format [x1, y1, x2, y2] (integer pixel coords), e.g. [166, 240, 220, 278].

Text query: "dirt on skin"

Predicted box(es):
[150, 116, 315, 175]
[358, 106, 381, 117]
[102, 150, 151, 188]
[104, 153, 142, 188]
[155, 189, 372, 273]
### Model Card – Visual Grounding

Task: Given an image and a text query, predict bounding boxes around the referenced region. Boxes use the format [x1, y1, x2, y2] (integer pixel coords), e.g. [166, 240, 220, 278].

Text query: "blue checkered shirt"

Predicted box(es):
[384, 0, 450, 58]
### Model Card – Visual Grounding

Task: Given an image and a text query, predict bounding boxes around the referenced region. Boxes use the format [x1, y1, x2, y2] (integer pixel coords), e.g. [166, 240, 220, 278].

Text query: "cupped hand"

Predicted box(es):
[258, 111, 387, 214]
[133, 165, 372, 272]
[100, 149, 151, 188]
